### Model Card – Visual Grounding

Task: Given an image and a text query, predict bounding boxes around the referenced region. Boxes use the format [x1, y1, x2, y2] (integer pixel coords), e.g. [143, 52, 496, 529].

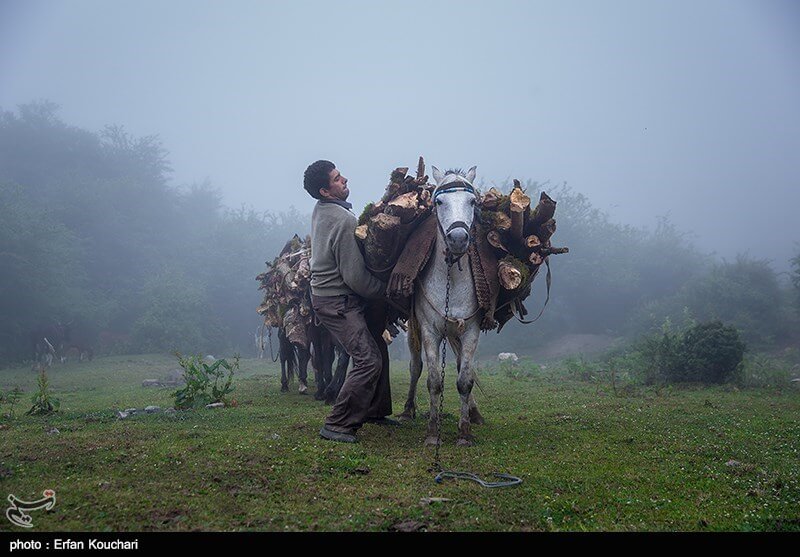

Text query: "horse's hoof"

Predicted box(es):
[456, 437, 474, 447]
[298, 384, 308, 395]
[424, 436, 439, 447]
[280, 385, 289, 393]
[397, 411, 415, 421]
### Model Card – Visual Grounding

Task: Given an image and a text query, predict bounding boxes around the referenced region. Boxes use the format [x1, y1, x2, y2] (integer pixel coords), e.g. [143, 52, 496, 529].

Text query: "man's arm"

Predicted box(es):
[332, 214, 387, 300]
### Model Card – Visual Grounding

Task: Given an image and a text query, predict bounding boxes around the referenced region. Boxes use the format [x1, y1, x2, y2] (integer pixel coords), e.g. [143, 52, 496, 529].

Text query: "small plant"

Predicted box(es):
[736, 353, 792, 388]
[173, 353, 238, 410]
[0, 387, 24, 419]
[27, 369, 60, 416]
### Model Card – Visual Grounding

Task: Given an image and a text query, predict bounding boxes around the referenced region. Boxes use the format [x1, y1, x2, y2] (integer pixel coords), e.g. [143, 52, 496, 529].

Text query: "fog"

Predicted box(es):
[2, 1, 800, 364]
[3, 0, 799, 268]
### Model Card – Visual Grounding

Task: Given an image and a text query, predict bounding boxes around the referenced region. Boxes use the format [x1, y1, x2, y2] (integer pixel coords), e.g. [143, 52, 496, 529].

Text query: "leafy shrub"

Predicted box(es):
[675, 321, 746, 384]
[628, 319, 745, 384]
[736, 353, 793, 388]
[173, 353, 237, 410]
[0, 387, 23, 419]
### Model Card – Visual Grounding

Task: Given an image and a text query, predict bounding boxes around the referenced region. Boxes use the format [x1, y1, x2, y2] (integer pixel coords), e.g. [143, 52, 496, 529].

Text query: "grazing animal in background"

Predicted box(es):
[63, 344, 94, 362]
[30, 321, 71, 365]
[396, 166, 490, 446]
[498, 352, 519, 363]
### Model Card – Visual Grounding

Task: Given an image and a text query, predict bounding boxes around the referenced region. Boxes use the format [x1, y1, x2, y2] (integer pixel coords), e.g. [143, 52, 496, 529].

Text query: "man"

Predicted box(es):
[304, 160, 397, 443]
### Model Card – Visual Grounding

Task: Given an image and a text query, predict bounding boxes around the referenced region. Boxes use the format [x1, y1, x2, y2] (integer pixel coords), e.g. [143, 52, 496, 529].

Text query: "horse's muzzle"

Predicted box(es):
[446, 226, 470, 255]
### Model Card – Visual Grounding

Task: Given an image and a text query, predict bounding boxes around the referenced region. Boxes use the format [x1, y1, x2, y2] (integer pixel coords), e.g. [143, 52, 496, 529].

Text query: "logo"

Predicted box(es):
[6, 490, 56, 528]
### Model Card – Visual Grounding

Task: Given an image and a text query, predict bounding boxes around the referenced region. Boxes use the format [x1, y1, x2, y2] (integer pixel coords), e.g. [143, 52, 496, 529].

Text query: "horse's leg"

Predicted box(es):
[420, 324, 444, 447]
[314, 334, 334, 401]
[279, 356, 289, 393]
[454, 323, 481, 446]
[297, 347, 310, 394]
[398, 313, 422, 421]
[324, 344, 349, 404]
[278, 330, 290, 392]
[308, 324, 326, 400]
[322, 336, 335, 394]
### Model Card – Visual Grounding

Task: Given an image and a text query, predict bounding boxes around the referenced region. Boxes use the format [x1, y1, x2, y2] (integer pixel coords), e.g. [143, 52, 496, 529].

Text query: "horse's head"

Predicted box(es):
[431, 165, 478, 257]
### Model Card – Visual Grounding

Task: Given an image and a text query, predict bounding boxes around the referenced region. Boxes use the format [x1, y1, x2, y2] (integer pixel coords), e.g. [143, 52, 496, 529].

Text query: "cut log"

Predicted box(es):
[525, 235, 541, 249]
[416, 156, 425, 180]
[487, 230, 510, 253]
[528, 252, 543, 266]
[539, 246, 569, 257]
[390, 167, 409, 183]
[482, 210, 512, 232]
[537, 218, 557, 243]
[364, 213, 401, 269]
[418, 187, 432, 208]
[509, 182, 531, 242]
[386, 191, 419, 223]
[529, 192, 557, 231]
[498, 256, 529, 291]
[355, 224, 368, 241]
[481, 187, 504, 210]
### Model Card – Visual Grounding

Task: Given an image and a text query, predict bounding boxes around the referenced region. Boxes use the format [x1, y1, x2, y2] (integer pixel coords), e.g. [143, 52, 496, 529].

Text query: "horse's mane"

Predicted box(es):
[445, 168, 466, 177]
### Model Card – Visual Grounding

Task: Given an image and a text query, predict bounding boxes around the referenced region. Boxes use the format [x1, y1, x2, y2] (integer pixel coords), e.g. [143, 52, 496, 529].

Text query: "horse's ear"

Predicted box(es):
[466, 166, 477, 184]
[432, 166, 444, 186]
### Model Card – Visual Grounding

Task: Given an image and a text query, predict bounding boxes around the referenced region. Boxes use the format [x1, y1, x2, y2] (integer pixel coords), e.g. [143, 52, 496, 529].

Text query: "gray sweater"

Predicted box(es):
[310, 200, 386, 299]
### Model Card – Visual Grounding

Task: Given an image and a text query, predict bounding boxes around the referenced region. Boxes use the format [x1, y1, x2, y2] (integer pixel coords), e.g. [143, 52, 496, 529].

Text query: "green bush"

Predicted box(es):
[628, 319, 745, 385]
[675, 321, 746, 384]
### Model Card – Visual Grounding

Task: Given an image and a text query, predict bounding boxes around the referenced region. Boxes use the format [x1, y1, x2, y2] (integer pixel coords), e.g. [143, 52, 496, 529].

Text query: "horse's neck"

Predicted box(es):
[418, 228, 478, 316]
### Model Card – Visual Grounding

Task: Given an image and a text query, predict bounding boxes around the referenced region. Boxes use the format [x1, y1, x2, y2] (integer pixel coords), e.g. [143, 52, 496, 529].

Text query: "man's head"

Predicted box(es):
[303, 160, 349, 201]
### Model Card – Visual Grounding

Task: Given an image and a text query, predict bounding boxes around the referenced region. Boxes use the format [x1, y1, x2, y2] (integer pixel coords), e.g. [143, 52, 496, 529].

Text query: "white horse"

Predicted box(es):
[398, 166, 485, 446]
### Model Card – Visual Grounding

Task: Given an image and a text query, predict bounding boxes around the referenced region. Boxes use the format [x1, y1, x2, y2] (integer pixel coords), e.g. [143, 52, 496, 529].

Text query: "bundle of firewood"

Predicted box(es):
[480, 180, 569, 324]
[356, 157, 568, 325]
[355, 157, 434, 279]
[255, 234, 313, 346]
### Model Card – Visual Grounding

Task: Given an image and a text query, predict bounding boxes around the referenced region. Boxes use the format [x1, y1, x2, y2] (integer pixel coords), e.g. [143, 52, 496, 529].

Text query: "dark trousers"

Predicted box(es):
[311, 293, 392, 433]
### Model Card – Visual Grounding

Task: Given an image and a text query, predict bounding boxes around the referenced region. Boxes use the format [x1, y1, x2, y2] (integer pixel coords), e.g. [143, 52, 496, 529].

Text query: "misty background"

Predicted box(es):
[1, 0, 799, 364]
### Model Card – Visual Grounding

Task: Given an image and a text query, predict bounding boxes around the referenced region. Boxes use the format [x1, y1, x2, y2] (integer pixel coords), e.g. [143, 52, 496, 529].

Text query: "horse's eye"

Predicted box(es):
[435, 199, 442, 206]
[470, 199, 476, 206]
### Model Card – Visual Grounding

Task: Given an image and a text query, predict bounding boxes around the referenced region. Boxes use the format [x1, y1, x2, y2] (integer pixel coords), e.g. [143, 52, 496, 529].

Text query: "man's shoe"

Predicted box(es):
[364, 417, 401, 427]
[319, 426, 358, 443]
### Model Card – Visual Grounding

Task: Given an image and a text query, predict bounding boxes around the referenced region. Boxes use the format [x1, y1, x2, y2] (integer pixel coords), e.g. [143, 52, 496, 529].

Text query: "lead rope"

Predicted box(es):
[432, 253, 522, 489]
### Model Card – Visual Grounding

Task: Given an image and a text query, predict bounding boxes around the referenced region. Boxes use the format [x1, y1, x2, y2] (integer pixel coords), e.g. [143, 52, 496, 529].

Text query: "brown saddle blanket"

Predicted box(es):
[386, 214, 499, 331]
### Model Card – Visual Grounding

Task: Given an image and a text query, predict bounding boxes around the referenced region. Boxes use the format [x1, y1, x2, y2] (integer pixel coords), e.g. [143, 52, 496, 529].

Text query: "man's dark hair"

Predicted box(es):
[304, 160, 335, 199]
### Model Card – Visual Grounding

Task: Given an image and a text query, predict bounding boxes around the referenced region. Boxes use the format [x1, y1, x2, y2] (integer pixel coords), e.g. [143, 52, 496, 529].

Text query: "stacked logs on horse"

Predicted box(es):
[354, 156, 434, 280]
[255, 234, 313, 347]
[483, 180, 568, 291]
[356, 157, 568, 326]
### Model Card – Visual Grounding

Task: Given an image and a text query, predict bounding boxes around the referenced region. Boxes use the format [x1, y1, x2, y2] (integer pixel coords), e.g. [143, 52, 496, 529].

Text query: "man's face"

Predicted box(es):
[320, 168, 349, 201]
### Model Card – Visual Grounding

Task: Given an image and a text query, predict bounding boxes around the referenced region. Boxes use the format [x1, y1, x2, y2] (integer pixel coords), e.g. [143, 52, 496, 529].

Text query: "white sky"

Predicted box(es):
[2, 0, 799, 269]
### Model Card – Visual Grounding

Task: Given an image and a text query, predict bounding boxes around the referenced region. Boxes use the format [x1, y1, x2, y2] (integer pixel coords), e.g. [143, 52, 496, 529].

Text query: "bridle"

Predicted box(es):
[433, 180, 477, 268]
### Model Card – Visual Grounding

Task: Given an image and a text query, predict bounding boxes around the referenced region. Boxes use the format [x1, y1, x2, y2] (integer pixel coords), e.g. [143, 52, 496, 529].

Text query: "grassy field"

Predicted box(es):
[0, 354, 798, 532]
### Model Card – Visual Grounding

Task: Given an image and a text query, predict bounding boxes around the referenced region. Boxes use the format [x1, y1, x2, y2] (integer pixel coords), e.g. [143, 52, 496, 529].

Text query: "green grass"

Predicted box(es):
[0, 354, 798, 531]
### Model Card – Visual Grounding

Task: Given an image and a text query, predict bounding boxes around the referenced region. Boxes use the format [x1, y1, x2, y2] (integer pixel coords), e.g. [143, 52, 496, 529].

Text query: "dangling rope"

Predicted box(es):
[431, 253, 522, 490]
